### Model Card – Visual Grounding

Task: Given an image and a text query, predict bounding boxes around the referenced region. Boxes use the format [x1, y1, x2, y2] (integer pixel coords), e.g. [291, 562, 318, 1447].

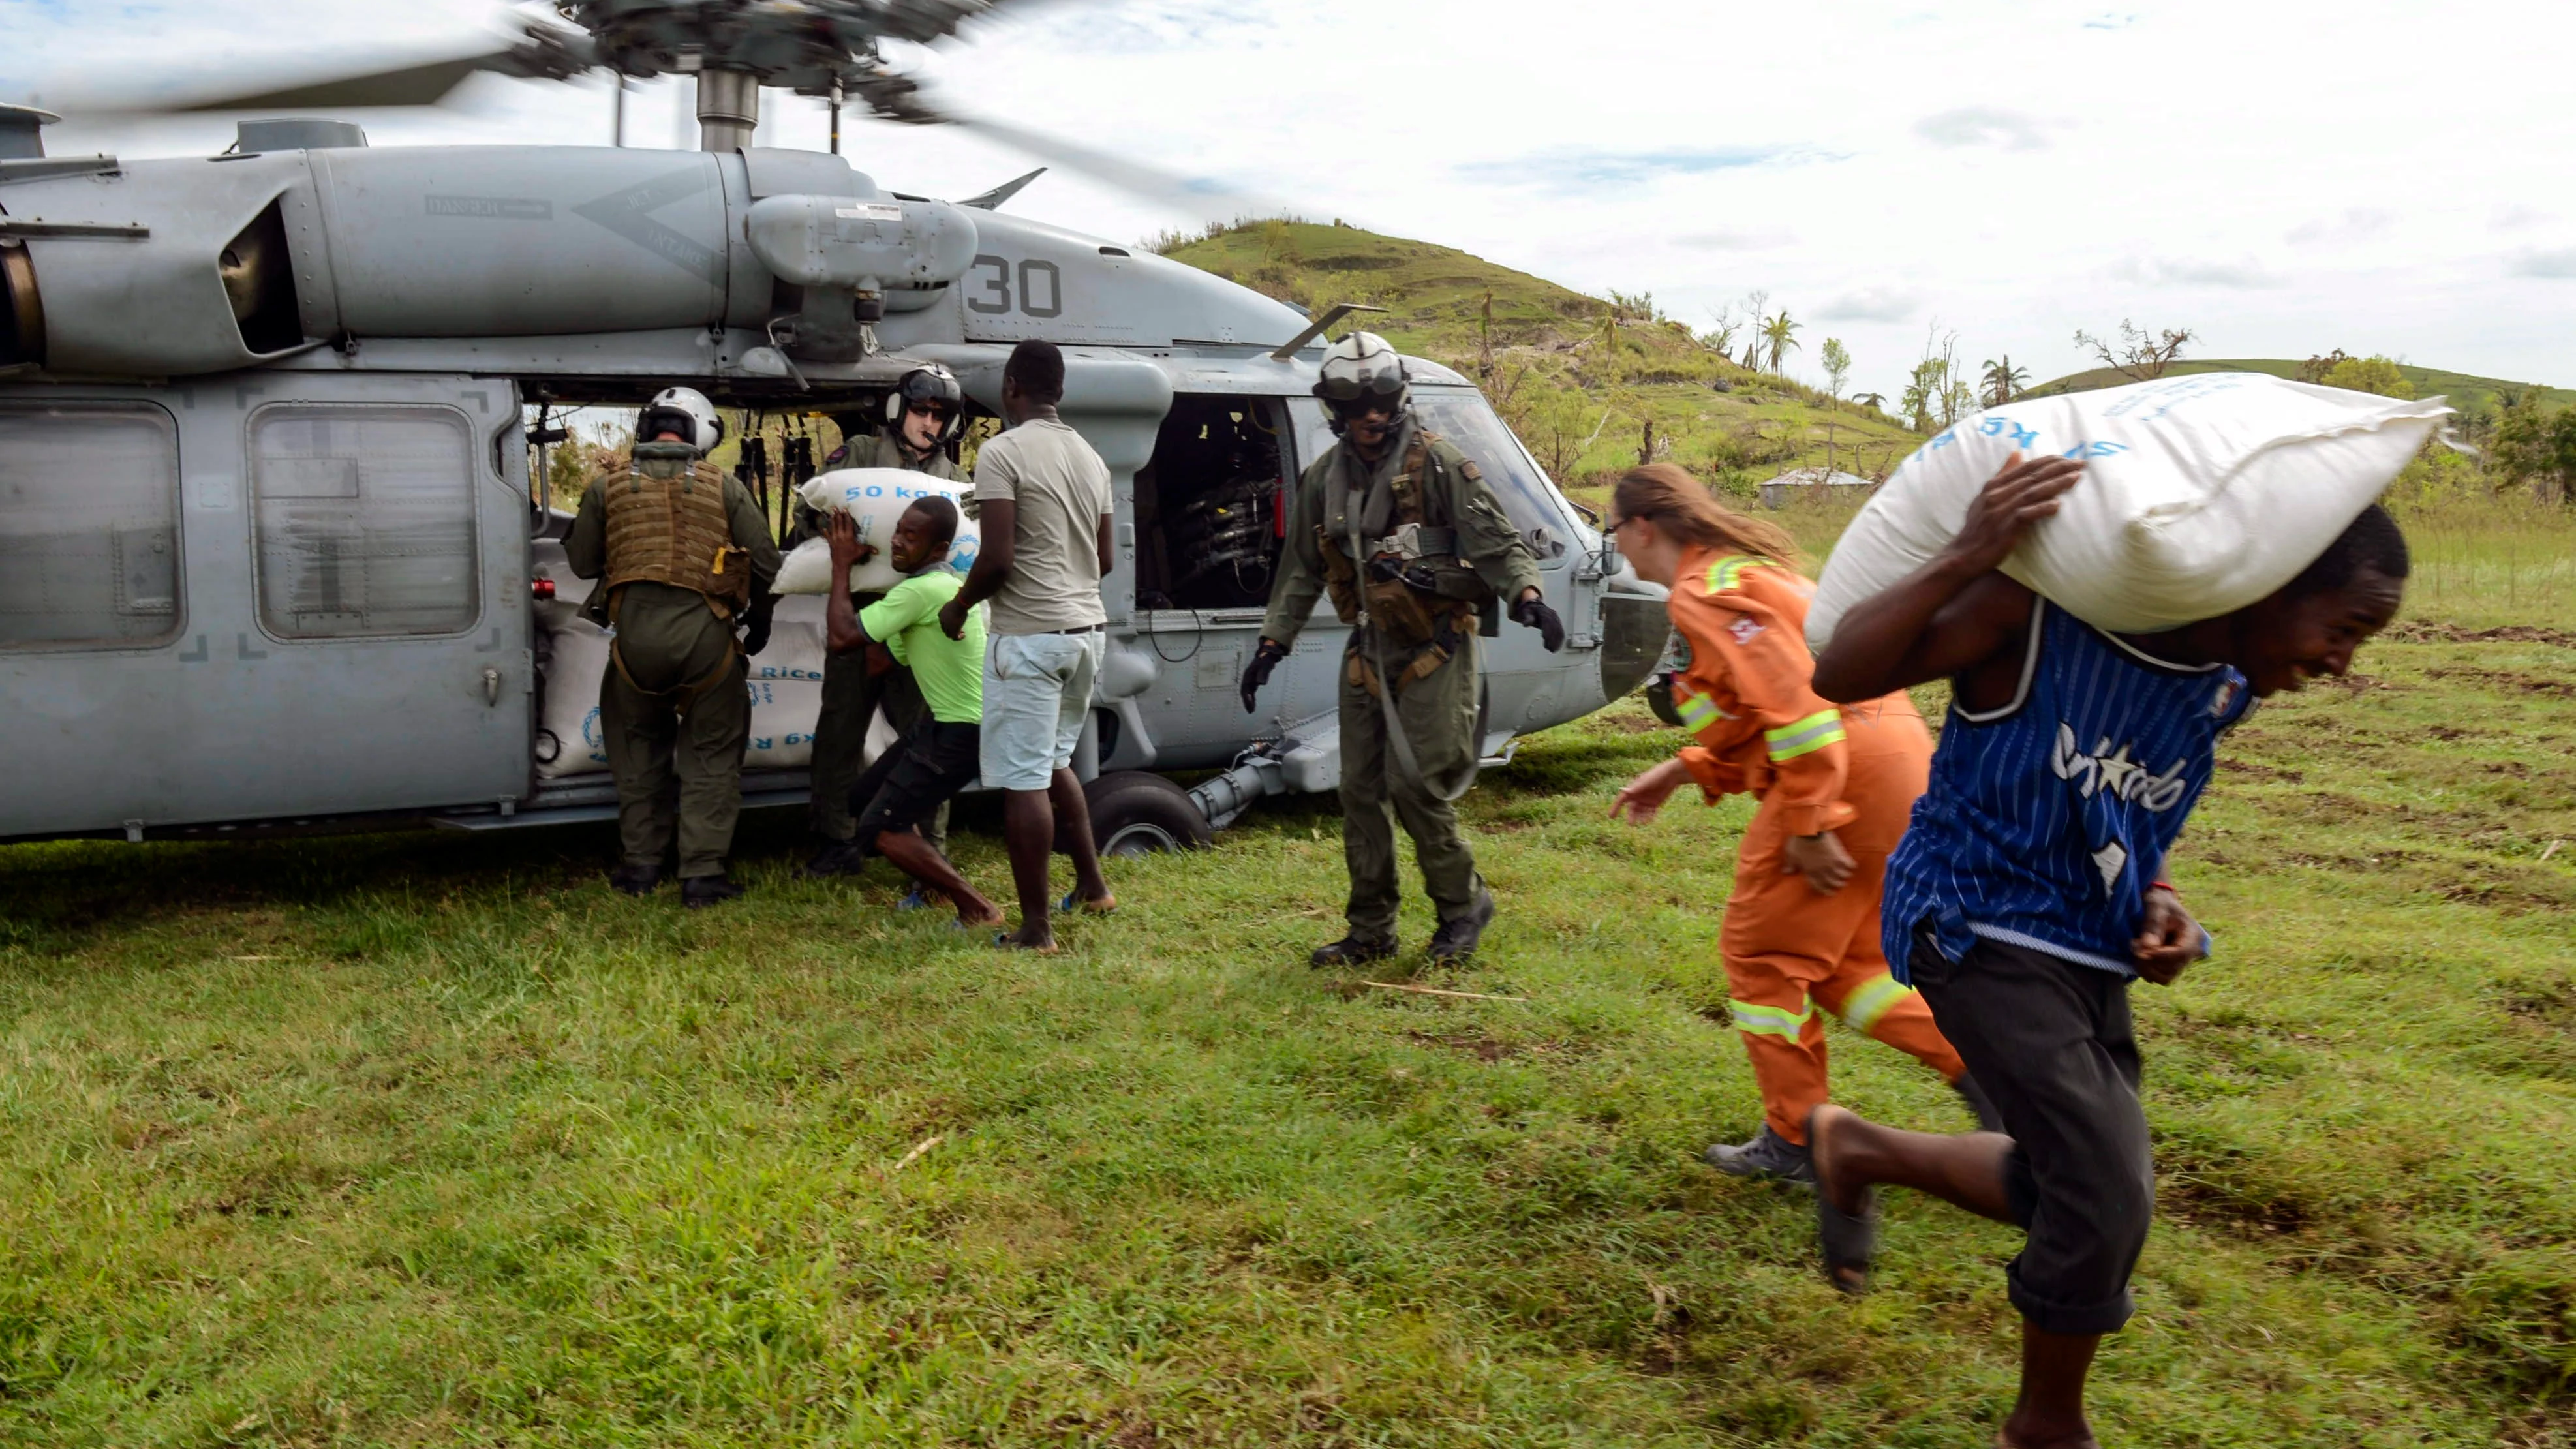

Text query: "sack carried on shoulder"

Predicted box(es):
[1806, 373, 2449, 650]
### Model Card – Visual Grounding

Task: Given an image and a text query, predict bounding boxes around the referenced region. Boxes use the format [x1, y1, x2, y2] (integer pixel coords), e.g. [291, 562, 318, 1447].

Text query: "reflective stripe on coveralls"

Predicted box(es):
[1732, 998, 1818, 1040]
[1765, 709, 1847, 762]
[1835, 973, 1918, 1031]
[1674, 690, 1728, 733]
[1706, 555, 1777, 592]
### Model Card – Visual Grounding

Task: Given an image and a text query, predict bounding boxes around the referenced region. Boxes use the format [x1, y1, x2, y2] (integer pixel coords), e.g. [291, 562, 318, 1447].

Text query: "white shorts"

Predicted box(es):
[979, 630, 1105, 791]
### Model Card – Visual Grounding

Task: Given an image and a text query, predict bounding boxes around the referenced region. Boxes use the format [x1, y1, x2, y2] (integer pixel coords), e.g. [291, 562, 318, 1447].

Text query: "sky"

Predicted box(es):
[7, 0, 2573, 402]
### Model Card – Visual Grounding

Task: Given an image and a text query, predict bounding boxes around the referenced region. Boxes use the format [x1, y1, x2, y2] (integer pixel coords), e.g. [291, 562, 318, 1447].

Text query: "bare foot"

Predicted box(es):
[957, 908, 1006, 930]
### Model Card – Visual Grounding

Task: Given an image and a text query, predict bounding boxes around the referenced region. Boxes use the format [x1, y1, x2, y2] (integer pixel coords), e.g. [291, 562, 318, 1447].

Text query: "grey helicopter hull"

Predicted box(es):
[0, 138, 1668, 846]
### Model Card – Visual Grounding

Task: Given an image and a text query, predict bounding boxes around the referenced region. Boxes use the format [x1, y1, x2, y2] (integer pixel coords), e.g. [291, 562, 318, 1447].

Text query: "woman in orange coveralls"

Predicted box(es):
[1607, 465, 2001, 1183]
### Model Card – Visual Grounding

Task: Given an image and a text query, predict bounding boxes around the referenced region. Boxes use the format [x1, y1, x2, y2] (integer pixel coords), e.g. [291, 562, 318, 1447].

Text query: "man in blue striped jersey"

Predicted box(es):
[1802, 451, 2410, 1449]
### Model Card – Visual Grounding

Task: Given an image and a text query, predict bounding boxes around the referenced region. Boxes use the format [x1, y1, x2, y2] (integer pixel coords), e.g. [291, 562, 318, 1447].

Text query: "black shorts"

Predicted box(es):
[850, 718, 981, 850]
[1909, 924, 2153, 1338]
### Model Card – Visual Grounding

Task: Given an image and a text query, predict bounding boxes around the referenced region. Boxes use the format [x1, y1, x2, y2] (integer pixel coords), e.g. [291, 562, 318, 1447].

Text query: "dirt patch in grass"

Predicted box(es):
[2388, 620, 2576, 649]
[2425, 667, 2576, 699]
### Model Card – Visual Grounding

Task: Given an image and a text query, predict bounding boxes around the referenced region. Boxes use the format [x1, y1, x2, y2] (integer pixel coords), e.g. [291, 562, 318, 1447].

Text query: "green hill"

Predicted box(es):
[2029, 359, 2572, 417]
[1158, 221, 1927, 504]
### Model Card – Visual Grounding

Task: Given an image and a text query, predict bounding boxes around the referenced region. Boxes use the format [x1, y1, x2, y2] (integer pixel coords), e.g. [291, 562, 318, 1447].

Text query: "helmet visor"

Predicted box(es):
[1315, 369, 1406, 403]
[899, 369, 966, 408]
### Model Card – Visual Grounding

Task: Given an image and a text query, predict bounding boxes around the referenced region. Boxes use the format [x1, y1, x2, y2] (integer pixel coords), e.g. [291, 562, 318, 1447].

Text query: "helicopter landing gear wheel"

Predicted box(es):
[1644, 671, 1686, 729]
[1081, 770, 1214, 858]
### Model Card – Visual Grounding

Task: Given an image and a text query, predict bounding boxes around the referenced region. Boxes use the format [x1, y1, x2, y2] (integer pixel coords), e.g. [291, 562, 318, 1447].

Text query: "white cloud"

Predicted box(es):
[2286, 208, 2394, 248]
[1672, 228, 1796, 252]
[2509, 249, 2576, 279]
[2112, 257, 2290, 290]
[1818, 287, 1922, 323]
[1913, 106, 2052, 151]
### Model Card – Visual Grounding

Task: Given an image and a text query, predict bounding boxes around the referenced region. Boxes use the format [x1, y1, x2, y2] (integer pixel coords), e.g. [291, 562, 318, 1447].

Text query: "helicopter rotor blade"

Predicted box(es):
[938, 108, 1278, 220]
[27, 19, 592, 117]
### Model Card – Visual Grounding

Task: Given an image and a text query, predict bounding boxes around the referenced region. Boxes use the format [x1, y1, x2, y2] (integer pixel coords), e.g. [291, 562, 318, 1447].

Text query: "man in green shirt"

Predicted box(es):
[822, 496, 1003, 928]
[801, 365, 968, 878]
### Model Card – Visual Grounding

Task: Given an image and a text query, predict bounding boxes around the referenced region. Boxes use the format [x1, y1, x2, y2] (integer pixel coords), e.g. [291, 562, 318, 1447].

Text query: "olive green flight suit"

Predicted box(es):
[790, 430, 962, 848]
[1260, 418, 1542, 939]
[567, 451, 782, 879]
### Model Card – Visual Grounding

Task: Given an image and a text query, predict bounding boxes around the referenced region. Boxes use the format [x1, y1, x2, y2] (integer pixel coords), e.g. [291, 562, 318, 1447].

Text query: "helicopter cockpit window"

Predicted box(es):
[0, 404, 181, 650]
[1406, 388, 1578, 566]
[252, 406, 480, 640]
[1132, 395, 1291, 612]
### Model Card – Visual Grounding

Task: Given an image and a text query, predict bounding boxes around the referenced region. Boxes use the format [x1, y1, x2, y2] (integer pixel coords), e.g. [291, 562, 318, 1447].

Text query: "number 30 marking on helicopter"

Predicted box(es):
[964, 256, 1064, 318]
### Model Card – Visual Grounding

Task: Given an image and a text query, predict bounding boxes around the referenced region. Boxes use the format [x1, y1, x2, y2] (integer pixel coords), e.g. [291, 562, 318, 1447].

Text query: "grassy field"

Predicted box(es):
[0, 498, 2570, 1446]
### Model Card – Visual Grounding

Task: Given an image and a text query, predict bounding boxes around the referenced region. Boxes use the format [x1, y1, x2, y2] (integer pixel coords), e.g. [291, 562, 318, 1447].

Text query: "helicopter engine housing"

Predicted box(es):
[0, 144, 981, 378]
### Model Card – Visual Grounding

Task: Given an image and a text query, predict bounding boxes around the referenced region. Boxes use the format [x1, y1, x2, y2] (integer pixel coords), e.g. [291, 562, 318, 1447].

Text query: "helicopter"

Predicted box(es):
[0, 0, 1674, 854]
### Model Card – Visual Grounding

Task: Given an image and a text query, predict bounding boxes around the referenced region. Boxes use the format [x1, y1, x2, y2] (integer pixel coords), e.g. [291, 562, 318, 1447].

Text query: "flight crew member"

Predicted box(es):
[799, 365, 968, 879]
[566, 386, 782, 907]
[1240, 332, 1565, 967]
[1602, 465, 2001, 1185]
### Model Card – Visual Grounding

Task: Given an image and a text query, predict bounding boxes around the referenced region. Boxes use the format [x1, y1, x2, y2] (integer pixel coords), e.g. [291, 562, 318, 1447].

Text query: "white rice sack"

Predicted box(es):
[1806, 373, 2448, 650]
[771, 468, 981, 595]
[534, 596, 836, 778]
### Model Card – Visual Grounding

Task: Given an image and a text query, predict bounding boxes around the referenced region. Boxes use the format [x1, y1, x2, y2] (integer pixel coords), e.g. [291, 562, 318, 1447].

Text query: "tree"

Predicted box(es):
[2320, 354, 2415, 399]
[1901, 358, 1946, 433]
[2493, 394, 2576, 503]
[1738, 290, 1770, 371]
[2073, 319, 2195, 381]
[1700, 305, 1742, 359]
[1852, 391, 1887, 414]
[2296, 349, 2353, 384]
[1820, 337, 1852, 409]
[1760, 309, 1802, 374]
[1980, 354, 2029, 407]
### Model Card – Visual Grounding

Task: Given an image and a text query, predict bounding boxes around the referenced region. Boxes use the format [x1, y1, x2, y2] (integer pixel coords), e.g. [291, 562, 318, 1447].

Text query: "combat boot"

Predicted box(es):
[1426, 888, 1497, 964]
[803, 841, 868, 878]
[1703, 1125, 1815, 1186]
[682, 874, 746, 909]
[609, 862, 662, 896]
[1310, 935, 1398, 969]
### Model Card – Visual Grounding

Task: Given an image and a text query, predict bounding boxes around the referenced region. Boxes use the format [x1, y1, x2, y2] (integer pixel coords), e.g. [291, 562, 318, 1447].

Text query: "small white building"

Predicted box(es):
[1758, 467, 1877, 510]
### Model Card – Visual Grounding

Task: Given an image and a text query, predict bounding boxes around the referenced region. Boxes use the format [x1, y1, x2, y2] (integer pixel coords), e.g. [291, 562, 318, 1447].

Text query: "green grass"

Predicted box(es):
[2028, 359, 2573, 417]
[1, 502, 2571, 1444]
[1159, 221, 1925, 493]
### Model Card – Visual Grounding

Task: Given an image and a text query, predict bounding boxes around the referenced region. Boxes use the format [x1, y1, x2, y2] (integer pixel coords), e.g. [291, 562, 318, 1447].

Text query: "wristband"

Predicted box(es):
[2151, 879, 2177, 896]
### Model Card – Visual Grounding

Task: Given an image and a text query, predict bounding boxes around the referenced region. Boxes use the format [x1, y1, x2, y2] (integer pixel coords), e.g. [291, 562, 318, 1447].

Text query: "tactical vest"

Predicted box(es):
[1317, 431, 1494, 695]
[602, 457, 750, 617]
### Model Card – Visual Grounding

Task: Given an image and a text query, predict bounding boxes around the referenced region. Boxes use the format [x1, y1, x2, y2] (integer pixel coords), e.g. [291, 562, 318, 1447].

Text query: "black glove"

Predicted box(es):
[1511, 593, 1566, 653]
[1240, 637, 1290, 713]
[740, 593, 776, 657]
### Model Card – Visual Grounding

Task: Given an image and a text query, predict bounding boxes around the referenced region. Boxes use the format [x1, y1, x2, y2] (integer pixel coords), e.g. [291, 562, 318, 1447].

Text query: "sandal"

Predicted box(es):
[1807, 1105, 1877, 1296]
[1054, 890, 1117, 916]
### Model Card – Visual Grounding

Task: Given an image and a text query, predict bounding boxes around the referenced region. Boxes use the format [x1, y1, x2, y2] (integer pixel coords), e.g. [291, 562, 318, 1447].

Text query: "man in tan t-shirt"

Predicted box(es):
[940, 340, 1117, 952]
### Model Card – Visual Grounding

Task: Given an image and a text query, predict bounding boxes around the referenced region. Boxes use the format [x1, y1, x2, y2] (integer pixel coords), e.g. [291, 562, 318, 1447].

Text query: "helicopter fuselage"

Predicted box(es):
[0, 139, 1668, 844]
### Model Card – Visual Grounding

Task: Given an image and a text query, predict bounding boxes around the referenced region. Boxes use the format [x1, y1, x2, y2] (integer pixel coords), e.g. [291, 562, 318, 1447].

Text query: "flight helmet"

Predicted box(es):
[884, 363, 968, 442]
[1313, 331, 1410, 433]
[637, 386, 723, 454]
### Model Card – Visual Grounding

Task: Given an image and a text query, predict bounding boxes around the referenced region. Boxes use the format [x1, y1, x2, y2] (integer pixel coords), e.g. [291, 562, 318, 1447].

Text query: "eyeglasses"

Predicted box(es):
[1326, 392, 1400, 417]
[906, 401, 957, 420]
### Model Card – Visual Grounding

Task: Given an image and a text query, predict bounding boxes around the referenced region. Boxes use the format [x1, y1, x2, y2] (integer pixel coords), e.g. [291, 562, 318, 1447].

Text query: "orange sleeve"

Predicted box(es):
[1687, 570, 1856, 836]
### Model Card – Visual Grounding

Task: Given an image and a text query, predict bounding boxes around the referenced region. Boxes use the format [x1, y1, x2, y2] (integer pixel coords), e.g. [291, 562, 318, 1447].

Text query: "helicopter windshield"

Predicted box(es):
[1405, 388, 1576, 565]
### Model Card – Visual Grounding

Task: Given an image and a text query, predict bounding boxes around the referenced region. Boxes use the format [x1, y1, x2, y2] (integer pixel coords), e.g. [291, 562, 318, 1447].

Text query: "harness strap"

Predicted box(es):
[606, 587, 743, 716]
[1346, 506, 1477, 804]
